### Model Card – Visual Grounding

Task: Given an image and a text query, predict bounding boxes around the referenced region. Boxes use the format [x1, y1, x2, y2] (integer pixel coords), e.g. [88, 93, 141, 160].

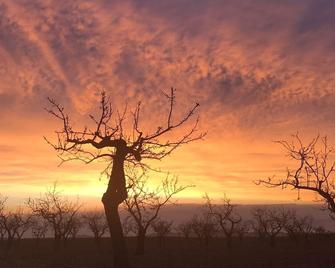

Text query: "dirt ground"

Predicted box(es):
[0, 236, 334, 268]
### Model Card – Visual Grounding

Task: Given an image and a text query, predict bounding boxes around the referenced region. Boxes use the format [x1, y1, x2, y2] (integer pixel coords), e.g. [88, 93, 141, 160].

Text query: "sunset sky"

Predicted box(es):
[1, 0, 335, 207]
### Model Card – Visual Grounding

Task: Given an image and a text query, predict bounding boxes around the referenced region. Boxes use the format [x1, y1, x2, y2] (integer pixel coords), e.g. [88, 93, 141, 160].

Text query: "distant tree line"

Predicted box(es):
[175, 195, 331, 249]
[0, 180, 333, 256]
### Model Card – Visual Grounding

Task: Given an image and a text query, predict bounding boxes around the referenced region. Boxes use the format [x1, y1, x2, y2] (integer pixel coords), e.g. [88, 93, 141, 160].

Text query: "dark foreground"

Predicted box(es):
[0, 236, 335, 268]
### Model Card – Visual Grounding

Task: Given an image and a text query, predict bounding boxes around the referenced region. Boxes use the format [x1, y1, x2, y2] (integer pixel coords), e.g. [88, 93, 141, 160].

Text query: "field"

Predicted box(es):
[0, 236, 335, 268]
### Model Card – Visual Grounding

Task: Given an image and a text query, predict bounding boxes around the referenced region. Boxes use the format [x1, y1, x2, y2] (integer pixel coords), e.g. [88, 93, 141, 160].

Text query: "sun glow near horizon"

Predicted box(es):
[1, 0, 335, 207]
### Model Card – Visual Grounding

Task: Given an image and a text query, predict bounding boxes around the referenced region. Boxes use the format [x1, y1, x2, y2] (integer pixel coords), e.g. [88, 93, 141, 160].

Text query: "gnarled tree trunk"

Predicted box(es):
[102, 148, 130, 268]
[102, 196, 129, 268]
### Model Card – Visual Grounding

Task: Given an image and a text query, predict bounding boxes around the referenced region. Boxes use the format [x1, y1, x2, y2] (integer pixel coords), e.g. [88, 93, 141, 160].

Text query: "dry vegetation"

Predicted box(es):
[0, 190, 334, 268]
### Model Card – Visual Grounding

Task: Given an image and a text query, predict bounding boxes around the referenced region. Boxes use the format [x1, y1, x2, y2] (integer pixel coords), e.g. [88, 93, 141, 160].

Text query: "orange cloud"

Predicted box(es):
[0, 0, 335, 205]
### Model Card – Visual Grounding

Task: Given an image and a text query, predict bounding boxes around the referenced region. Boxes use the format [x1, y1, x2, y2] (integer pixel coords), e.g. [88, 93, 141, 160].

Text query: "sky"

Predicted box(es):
[1, 0, 335, 207]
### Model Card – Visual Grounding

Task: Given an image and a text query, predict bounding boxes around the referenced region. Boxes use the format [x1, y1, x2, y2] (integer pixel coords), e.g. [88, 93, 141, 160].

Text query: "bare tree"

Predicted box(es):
[284, 210, 314, 244]
[27, 184, 82, 250]
[313, 225, 329, 241]
[121, 216, 135, 237]
[31, 217, 49, 244]
[0, 212, 18, 250]
[151, 219, 173, 247]
[190, 213, 217, 245]
[0, 195, 6, 214]
[314, 225, 327, 235]
[67, 216, 82, 240]
[205, 194, 241, 248]
[176, 221, 193, 239]
[257, 134, 335, 219]
[84, 211, 109, 248]
[252, 207, 288, 247]
[12, 208, 33, 241]
[0, 195, 7, 241]
[123, 172, 190, 254]
[0, 200, 33, 250]
[45, 88, 204, 268]
[235, 221, 251, 242]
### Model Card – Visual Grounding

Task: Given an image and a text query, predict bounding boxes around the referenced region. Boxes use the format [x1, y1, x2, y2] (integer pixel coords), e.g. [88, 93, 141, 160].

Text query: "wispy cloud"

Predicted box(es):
[0, 0, 334, 202]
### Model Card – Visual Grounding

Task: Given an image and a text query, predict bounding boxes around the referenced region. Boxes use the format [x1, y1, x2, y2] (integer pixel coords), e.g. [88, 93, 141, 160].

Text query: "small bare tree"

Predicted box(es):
[252, 207, 288, 247]
[257, 134, 335, 219]
[124, 172, 190, 254]
[46, 88, 204, 268]
[205, 194, 241, 248]
[12, 208, 33, 241]
[176, 221, 193, 239]
[0, 195, 7, 241]
[0, 200, 33, 250]
[121, 216, 135, 237]
[235, 221, 251, 242]
[284, 211, 314, 244]
[31, 217, 49, 244]
[313, 225, 330, 241]
[0, 195, 6, 214]
[27, 184, 82, 250]
[151, 219, 173, 247]
[314, 225, 327, 235]
[190, 213, 217, 245]
[67, 216, 82, 240]
[84, 211, 109, 248]
[0, 212, 18, 250]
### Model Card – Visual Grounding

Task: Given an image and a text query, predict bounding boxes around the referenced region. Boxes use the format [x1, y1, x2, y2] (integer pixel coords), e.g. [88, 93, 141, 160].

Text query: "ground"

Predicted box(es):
[0, 236, 334, 268]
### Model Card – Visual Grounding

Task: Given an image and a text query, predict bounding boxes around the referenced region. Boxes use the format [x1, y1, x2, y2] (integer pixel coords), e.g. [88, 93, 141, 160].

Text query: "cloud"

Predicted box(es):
[0, 0, 335, 202]
[0, 0, 334, 131]
[1, 0, 335, 137]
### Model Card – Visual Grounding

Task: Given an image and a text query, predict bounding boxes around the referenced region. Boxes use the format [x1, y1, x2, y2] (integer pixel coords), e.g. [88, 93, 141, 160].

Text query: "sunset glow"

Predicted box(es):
[1, 0, 335, 206]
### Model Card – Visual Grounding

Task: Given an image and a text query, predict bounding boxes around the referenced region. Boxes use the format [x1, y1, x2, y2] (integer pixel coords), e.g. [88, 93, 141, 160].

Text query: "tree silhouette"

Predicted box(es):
[67, 216, 82, 240]
[190, 212, 217, 245]
[176, 221, 193, 239]
[124, 172, 189, 254]
[257, 134, 335, 219]
[0, 197, 33, 251]
[27, 184, 82, 251]
[11, 209, 33, 241]
[252, 207, 288, 247]
[0, 195, 7, 241]
[235, 221, 251, 242]
[45, 88, 204, 267]
[151, 218, 173, 247]
[31, 218, 48, 246]
[205, 194, 241, 248]
[83, 211, 109, 250]
[284, 210, 314, 244]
